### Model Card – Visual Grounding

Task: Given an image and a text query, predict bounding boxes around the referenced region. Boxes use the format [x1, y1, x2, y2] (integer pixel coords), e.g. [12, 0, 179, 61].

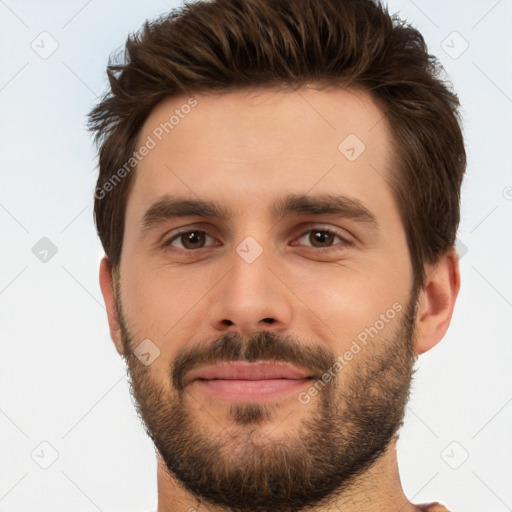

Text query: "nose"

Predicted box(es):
[207, 244, 294, 338]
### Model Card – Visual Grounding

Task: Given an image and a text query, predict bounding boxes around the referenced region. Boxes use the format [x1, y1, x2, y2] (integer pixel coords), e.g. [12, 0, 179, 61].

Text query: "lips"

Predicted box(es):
[185, 361, 313, 385]
[184, 361, 315, 402]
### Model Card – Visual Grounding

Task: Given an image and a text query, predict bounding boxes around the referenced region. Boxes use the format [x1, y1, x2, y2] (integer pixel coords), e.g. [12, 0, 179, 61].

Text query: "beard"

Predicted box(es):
[116, 287, 419, 512]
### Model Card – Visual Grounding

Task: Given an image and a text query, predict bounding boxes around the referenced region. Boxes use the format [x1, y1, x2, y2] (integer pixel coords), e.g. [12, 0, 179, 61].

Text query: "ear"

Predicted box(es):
[99, 256, 125, 356]
[413, 247, 461, 355]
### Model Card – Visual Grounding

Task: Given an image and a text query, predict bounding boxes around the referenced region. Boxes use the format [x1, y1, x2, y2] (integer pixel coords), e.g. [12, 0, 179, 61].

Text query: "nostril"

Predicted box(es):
[261, 318, 275, 324]
[222, 319, 234, 326]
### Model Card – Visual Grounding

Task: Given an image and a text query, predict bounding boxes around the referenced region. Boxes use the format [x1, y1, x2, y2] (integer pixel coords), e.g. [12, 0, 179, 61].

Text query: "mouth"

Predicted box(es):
[185, 361, 315, 402]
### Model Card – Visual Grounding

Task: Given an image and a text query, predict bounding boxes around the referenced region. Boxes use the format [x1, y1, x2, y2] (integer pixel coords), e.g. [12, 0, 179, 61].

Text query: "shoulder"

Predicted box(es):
[416, 502, 452, 512]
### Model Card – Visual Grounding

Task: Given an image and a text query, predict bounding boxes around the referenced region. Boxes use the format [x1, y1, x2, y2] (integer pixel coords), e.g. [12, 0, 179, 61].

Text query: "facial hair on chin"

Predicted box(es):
[118, 290, 419, 512]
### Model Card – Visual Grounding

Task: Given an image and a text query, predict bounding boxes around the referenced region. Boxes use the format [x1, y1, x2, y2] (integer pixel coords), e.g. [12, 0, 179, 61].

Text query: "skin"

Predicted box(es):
[99, 85, 460, 511]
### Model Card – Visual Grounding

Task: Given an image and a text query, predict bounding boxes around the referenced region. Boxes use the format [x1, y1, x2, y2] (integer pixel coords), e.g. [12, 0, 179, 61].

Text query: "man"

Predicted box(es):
[89, 0, 465, 510]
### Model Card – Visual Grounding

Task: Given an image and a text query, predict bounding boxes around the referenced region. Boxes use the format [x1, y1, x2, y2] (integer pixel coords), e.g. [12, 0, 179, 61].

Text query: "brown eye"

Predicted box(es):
[296, 229, 348, 249]
[164, 230, 214, 251]
[181, 231, 206, 249]
[309, 230, 336, 247]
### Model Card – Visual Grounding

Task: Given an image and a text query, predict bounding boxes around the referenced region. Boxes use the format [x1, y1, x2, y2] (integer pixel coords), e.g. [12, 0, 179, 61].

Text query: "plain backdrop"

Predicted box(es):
[0, 1, 511, 511]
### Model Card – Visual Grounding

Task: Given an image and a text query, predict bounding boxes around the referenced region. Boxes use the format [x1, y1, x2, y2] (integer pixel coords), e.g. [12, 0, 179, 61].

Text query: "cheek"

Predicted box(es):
[292, 252, 410, 345]
[295, 265, 384, 339]
[120, 257, 216, 355]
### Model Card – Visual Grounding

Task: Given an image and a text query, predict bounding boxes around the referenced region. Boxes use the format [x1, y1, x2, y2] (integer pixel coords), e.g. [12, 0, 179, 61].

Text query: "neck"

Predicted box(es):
[155, 437, 422, 512]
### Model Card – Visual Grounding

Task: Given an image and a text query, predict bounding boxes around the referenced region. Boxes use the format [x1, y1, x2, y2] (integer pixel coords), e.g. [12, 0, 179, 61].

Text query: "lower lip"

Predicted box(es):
[192, 378, 314, 402]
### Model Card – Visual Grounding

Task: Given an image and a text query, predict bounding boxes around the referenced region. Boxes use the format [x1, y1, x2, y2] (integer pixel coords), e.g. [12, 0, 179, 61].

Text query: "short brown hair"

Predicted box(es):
[89, 0, 466, 292]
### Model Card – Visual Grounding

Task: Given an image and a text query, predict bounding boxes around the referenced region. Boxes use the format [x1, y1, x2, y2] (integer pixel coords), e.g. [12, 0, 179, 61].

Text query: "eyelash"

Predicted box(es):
[162, 227, 352, 253]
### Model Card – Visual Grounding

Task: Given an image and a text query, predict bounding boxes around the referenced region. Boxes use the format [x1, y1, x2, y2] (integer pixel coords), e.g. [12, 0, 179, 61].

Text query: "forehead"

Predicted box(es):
[126, 85, 395, 226]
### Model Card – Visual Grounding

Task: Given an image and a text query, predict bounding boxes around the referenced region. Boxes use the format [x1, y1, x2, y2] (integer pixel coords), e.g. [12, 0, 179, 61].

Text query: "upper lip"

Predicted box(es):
[185, 361, 313, 385]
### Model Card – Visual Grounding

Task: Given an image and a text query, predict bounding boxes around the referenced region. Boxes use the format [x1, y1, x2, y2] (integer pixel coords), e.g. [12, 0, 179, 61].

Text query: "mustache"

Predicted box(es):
[171, 331, 337, 392]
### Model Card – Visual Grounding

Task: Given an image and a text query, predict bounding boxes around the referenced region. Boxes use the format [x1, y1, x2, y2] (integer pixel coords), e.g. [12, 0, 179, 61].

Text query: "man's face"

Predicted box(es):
[115, 86, 420, 510]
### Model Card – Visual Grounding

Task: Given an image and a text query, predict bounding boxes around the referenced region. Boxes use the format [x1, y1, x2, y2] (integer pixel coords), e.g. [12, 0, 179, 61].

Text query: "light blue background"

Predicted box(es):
[1, 1, 511, 511]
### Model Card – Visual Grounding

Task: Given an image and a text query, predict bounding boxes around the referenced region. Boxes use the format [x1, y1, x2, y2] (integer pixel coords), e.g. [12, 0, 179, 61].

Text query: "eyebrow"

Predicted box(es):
[141, 193, 378, 233]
